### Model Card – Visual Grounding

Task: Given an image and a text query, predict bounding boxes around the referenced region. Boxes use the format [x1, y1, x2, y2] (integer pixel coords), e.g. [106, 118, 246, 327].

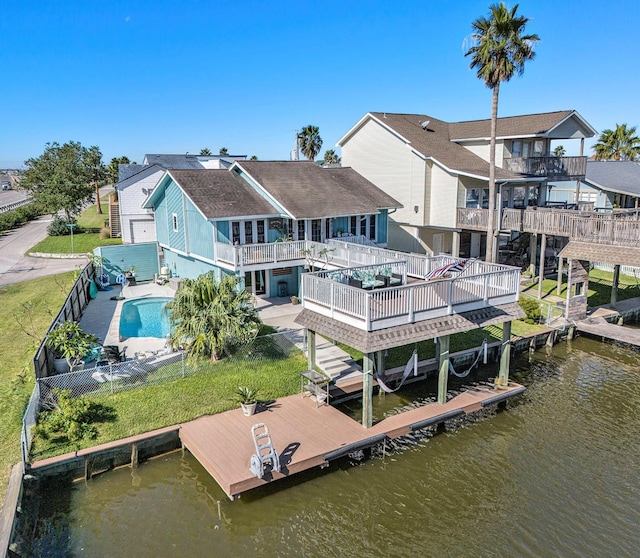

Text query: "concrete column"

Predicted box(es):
[307, 329, 316, 371]
[451, 231, 460, 258]
[375, 350, 385, 381]
[362, 352, 374, 428]
[528, 233, 538, 277]
[437, 335, 450, 404]
[498, 320, 512, 386]
[537, 233, 547, 300]
[611, 264, 620, 306]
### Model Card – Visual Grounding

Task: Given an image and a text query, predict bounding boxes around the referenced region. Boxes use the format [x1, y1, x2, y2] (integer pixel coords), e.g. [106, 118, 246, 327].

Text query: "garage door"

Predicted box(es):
[130, 219, 156, 243]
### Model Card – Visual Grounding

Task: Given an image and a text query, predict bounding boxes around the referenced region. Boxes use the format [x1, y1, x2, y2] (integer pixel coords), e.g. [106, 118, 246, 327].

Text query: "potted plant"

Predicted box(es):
[46, 321, 99, 374]
[124, 265, 136, 279]
[235, 386, 259, 416]
[290, 295, 300, 305]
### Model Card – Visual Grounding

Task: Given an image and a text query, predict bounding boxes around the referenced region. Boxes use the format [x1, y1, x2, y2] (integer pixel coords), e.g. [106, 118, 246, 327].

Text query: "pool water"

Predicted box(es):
[119, 297, 172, 339]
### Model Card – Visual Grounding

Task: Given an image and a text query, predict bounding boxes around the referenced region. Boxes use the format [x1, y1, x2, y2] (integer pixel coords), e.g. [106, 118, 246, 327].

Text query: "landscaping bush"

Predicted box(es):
[99, 226, 111, 239]
[519, 296, 542, 324]
[47, 216, 76, 236]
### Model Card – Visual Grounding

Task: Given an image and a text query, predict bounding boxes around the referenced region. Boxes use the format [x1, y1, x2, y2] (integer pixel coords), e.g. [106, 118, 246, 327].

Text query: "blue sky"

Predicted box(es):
[1, 0, 638, 168]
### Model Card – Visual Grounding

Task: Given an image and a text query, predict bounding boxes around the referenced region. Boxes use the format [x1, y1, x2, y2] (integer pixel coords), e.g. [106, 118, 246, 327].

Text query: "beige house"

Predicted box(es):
[338, 111, 597, 258]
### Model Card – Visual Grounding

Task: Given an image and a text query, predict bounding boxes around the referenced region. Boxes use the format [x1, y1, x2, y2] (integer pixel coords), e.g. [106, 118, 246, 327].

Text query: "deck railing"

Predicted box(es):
[456, 207, 500, 232]
[302, 259, 520, 331]
[503, 155, 587, 180]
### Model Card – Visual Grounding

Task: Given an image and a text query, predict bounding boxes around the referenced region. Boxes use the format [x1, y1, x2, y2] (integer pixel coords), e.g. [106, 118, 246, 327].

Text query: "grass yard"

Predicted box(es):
[0, 272, 77, 497]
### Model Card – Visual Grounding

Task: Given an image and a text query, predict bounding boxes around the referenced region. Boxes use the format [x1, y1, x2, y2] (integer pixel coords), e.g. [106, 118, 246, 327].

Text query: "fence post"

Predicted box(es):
[110, 364, 114, 395]
[182, 353, 185, 378]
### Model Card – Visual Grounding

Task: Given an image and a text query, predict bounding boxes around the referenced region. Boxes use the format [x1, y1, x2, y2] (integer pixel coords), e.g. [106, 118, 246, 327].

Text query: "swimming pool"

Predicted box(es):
[119, 297, 172, 339]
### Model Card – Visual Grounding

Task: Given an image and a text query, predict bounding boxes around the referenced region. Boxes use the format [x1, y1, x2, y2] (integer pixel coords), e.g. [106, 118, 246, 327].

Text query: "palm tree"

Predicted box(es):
[200, 147, 212, 155]
[85, 146, 106, 215]
[298, 125, 323, 161]
[592, 124, 640, 161]
[250, 155, 258, 161]
[465, 2, 539, 262]
[553, 145, 566, 157]
[219, 147, 229, 156]
[166, 272, 261, 361]
[323, 149, 340, 165]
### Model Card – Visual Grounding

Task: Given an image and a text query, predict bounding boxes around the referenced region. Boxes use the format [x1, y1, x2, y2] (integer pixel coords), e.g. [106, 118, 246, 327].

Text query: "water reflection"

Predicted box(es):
[32, 338, 640, 557]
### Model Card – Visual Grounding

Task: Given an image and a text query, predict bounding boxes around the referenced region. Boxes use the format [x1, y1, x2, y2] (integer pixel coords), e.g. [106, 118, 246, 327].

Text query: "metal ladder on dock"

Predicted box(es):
[249, 423, 281, 479]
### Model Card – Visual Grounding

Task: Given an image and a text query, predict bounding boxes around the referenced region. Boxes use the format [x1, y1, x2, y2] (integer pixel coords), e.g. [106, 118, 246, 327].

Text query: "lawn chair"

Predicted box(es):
[249, 423, 281, 479]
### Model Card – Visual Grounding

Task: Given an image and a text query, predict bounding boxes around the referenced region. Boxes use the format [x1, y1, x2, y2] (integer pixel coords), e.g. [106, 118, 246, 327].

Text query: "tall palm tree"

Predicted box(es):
[219, 147, 229, 156]
[298, 125, 323, 161]
[553, 145, 566, 157]
[592, 124, 640, 161]
[465, 2, 539, 262]
[200, 147, 212, 155]
[167, 272, 261, 361]
[323, 149, 340, 165]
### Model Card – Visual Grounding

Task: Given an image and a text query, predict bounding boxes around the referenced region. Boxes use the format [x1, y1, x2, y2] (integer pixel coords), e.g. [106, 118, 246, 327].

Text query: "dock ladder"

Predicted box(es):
[249, 423, 281, 479]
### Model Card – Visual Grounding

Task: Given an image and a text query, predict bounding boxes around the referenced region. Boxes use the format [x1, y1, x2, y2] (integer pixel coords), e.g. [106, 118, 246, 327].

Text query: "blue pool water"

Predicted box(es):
[119, 297, 172, 339]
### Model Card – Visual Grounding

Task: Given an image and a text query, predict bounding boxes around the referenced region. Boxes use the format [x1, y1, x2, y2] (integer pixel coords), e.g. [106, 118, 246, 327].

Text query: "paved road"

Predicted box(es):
[0, 216, 87, 287]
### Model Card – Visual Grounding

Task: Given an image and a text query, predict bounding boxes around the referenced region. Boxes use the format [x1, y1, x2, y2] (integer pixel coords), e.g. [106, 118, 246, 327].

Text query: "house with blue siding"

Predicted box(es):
[143, 161, 401, 298]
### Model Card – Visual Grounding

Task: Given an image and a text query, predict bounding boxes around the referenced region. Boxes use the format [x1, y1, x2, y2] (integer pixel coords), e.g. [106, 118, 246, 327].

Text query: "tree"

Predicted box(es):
[166, 272, 261, 361]
[106, 156, 131, 185]
[219, 147, 229, 155]
[298, 125, 323, 161]
[323, 149, 340, 165]
[85, 146, 106, 214]
[592, 124, 640, 161]
[250, 155, 259, 161]
[465, 2, 539, 262]
[21, 141, 104, 220]
[200, 147, 212, 155]
[553, 145, 566, 157]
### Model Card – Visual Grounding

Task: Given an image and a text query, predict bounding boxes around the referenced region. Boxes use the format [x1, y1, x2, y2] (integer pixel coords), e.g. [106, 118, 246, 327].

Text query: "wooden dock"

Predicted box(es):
[576, 316, 640, 347]
[179, 383, 525, 500]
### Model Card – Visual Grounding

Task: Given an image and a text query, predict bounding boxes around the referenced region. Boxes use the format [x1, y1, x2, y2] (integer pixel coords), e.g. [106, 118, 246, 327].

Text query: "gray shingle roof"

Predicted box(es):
[367, 113, 519, 181]
[234, 161, 402, 219]
[294, 303, 525, 353]
[167, 169, 280, 219]
[559, 241, 640, 267]
[449, 110, 575, 139]
[118, 164, 148, 182]
[145, 154, 208, 169]
[585, 161, 640, 196]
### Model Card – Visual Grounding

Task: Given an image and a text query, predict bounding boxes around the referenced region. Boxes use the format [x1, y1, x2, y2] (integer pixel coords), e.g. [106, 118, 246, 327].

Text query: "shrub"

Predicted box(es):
[519, 297, 542, 324]
[47, 216, 76, 236]
[99, 226, 111, 239]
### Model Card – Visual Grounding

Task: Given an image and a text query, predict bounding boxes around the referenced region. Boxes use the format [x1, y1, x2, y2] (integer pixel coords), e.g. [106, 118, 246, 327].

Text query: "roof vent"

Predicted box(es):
[421, 120, 430, 130]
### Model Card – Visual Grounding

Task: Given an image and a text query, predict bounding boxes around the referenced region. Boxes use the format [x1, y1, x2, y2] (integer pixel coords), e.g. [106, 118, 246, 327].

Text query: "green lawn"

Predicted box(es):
[28, 232, 121, 255]
[0, 272, 77, 495]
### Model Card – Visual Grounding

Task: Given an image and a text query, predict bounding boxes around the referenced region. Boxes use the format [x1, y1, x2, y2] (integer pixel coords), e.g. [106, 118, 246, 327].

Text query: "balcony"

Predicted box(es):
[503, 156, 587, 181]
[301, 258, 521, 332]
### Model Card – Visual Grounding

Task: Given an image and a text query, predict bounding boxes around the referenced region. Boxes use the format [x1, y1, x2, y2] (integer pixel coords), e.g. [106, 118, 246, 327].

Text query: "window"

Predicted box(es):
[172, 213, 178, 232]
[350, 216, 357, 235]
[232, 221, 240, 244]
[297, 220, 306, 240]
[311, 219, 322, 242]
[244, 221, 254, 244]
[466, 188, 481, 208]
[257, 220, 265, 243]
[512, 140, 522, 158]
[360, 216, 366, 236]
[369, 215, 376, 240]
[325, 219, 331, 239]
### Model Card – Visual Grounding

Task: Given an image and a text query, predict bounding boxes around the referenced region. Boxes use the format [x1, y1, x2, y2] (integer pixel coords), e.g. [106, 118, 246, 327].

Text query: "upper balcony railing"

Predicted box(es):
[503, 155, 587, 181]
[301, 258, 521, 332]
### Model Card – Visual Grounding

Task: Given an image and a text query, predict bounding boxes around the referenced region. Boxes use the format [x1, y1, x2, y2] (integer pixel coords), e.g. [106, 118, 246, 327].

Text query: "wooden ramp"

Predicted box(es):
[576, 316, 640, 347]
[179, 383, 525, 500]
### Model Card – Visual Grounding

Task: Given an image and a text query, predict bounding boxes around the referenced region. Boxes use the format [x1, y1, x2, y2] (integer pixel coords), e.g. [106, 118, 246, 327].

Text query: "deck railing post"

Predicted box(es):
[408, 287, 414, 323]
[447, 280, 453, 314]
[365, 293, 371, 330]
[483, 274, 489, 303]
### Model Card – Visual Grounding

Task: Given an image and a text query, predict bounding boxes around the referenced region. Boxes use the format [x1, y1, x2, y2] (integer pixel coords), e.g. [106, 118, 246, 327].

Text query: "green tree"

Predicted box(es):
[86, 146, 106, 214]
[553, 145, 566, 157]
[200, 147, 212, 155]
[219, 147, 229, 155]
[323, 149, 340, 165]
[592, 124, 640, 161]
[21, 141, 104, 220]
[167, 272, 261, 361]
[465, 2, 539, 262]
[250, 155, 259, 161]
[106, 156, 131, 185]
[298, 125, 323, 161]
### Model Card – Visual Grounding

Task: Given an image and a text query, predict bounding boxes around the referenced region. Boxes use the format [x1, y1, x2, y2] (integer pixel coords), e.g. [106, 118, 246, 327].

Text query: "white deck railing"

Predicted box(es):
[302, 260, 520, 332]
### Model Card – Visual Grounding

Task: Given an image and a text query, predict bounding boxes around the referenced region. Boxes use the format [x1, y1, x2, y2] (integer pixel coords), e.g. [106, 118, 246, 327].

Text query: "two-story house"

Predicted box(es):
[142, 160, 401, 298]
[338, 111, 597, 259]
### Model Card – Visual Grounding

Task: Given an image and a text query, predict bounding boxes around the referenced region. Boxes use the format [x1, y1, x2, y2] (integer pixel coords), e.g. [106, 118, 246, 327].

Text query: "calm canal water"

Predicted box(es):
[35, 337, 640, 557]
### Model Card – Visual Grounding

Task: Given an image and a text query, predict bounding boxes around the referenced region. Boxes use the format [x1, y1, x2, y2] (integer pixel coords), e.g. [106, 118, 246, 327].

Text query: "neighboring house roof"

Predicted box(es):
[448, 110, 596, 140]
[118, 164, 148, 182]
[559, 241, 640, 267]
[143, 154, 209, 169]
[583, 161, 640, 197]
[160, 169, 280, 219]
[233, 161, 402, 220]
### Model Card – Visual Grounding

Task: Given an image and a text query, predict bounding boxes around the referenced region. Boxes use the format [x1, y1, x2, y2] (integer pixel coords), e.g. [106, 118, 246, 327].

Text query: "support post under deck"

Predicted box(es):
[528, 233, 538, 277]
[611, 264, 620, 307]
[498, 320, 512, 386]
[362, 353, 374, 428]
[537, 233, 547, 300]
[307, 329, 316, 371]
[437, 335, 450, 404]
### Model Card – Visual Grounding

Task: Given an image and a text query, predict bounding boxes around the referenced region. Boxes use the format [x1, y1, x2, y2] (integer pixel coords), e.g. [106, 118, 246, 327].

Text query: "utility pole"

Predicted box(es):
[291, 130, 299, 161]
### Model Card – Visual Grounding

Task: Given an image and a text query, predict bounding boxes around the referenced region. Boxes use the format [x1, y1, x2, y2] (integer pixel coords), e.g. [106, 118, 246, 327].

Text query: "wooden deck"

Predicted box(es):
[576, 316, 640, 347]
[179, 382, 525, 500]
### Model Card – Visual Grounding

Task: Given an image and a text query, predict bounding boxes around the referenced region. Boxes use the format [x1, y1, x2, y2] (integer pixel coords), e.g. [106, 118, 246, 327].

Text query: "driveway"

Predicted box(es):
[0, 216, 87, 287]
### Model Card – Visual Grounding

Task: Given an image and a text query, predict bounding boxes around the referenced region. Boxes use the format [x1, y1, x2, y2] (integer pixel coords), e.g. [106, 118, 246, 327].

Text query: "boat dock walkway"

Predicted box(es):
[179, 382, 525, 500]
[575, 315, 640, 347]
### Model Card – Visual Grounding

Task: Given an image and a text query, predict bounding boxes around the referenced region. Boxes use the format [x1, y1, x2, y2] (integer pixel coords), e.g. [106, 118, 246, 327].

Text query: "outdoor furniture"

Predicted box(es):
[378, 267, 403, 287]
[349, 269, 386, 290]
[300, 369, 330, 407]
